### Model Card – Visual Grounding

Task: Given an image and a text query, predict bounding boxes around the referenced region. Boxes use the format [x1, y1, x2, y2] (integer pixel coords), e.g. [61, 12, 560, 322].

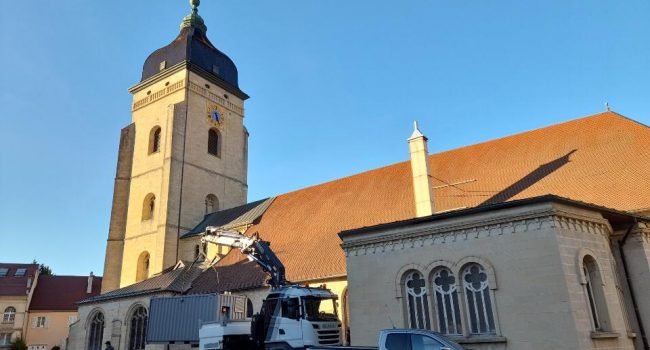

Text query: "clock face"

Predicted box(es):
[206, 103, 226, 128]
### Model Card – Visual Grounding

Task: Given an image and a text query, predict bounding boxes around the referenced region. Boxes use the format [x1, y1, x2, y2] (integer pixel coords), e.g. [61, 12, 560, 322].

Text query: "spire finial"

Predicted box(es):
[605, 101, 612, 112]
[408, 120, 425, 140]
[181, 0, 207, 32]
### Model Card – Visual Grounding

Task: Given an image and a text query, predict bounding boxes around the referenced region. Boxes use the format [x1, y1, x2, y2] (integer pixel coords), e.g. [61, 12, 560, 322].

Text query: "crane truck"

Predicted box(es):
[199, 227, 342, 350]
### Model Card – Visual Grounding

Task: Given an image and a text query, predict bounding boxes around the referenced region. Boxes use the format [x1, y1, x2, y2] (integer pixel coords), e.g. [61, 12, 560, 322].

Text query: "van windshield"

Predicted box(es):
[302, 296, 338, 321]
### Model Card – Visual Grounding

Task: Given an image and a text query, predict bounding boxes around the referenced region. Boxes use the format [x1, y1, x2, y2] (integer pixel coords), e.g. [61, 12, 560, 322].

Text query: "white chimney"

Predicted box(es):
[408, 121, 435, 217]
[87, 272, 94, 294]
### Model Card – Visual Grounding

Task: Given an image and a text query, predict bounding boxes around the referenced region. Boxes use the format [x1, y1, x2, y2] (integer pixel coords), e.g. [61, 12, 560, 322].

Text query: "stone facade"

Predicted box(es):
[102, 67, 249, 292]
[340, 200, 645, 350]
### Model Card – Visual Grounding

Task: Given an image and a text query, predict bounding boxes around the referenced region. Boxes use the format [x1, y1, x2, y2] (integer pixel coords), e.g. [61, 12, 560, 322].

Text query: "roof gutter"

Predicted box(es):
[618, 220, 649, 350]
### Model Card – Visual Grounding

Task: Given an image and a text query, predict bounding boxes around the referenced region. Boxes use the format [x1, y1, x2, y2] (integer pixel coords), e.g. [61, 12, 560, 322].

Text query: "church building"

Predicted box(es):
[69, 2, 650, 350]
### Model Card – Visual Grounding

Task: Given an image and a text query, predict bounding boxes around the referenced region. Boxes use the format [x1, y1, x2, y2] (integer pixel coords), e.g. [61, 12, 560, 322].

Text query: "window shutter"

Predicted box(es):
[44, 317, 49, 329]
[31, 317, 37, 328]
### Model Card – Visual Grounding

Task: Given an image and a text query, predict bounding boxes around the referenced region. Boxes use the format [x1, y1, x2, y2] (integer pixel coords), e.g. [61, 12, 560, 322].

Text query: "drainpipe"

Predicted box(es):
[618, 221, 649, 349]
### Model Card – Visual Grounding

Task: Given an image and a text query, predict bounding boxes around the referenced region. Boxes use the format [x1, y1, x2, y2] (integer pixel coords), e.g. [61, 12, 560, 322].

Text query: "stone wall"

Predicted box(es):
[341, 202, 636, 350]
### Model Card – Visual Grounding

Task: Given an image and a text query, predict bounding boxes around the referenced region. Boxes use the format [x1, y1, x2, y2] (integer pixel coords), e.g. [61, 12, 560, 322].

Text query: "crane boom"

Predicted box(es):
[201, 227, 287, 288]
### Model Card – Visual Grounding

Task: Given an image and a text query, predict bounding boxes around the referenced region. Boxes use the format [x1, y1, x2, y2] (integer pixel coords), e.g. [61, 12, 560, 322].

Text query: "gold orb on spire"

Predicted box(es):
[190, 0, 200, 9]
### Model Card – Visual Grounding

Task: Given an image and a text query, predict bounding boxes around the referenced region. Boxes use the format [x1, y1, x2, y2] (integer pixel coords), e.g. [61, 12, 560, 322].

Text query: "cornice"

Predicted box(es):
[342, 207, 611, 257]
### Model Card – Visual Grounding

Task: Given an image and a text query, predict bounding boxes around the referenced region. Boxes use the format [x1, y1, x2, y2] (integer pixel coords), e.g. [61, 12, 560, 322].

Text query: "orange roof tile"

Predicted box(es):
[225, 112, 650, 284]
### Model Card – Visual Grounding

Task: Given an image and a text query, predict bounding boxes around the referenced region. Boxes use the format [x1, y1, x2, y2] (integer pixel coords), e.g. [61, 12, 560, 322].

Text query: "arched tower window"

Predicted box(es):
[431, 268, 462, 335]
[128, 306, 148, 350]
[462, 263, 496, 335]
[136, 252, 150, 282]
[87, 311, 104, 350]
[194, 244, 201, 260]
[208, 128, 221, 157]
[142, 193, 155, 221]
[2, 307, 16, 324]
[149, 126, 161, 154]
[582, 256, 610, 331]
[246, 298, 254, 318]
[205, 194, 219, 214]
[403, 270, 431, 330]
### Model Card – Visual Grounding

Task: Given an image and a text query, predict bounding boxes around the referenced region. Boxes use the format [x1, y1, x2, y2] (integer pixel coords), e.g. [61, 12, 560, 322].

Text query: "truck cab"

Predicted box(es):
[253, 286, 342, 349]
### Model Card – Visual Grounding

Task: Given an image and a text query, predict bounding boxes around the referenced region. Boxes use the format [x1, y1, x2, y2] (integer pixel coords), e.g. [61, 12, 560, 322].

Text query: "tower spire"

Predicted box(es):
[180, 0, 207, 33]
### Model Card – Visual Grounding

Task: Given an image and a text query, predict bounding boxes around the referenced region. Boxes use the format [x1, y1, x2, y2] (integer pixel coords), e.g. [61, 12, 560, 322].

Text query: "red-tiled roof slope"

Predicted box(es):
[0, 263, 39, 296]
[30, 275, 102, 311]
[238, 112, 650, 283]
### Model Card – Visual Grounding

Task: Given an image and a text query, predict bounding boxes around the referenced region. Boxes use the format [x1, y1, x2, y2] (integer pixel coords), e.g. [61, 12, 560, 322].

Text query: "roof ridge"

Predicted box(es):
[430, 111, 645, 157]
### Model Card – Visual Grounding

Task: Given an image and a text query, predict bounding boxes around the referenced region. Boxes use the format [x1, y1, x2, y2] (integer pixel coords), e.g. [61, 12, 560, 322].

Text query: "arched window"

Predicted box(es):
[2, 307, 16, 324]
[128, 306, 148, 350]
[208, 128, 221, 157]
[142, 193, 155, 221]
[246, 298, 254, 318]
[87, 312, 104, 350]
[462, 263, 496, 335]
[431, 268, 462, 335]
[149, 126, 161, 154]
[205, 194, 219, 214]
[583, 256, 610, 331]
[136, 252, 150, 282]
[194, 244, 200, 260]
[404, 270, 431, 329]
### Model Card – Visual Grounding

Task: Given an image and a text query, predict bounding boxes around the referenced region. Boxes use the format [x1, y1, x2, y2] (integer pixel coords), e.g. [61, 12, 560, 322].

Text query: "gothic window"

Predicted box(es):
[404, 271, 431, 330]
[142, 193, 155, 221]
[87, 312, 104, 350]
[149, 126, 161, 154]
[128, 306, 148, 350]
[136, 252, 150, 282]
[462, 263, 496, 335]
[205, 194, 219, 214]
[583, 256, 610, 331]
[246, 298, 254, 318]
[2, 307, 15, 324]
[208, 128, 221, 157]
[431, 268, 462, 335]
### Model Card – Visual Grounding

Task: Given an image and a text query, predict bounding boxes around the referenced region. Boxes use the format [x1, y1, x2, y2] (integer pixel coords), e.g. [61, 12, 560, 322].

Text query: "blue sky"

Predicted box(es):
[1, 1, 649, 276]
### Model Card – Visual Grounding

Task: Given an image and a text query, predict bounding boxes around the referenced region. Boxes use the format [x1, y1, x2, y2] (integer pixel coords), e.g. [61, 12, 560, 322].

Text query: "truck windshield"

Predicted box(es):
[302, 296, 338, 321]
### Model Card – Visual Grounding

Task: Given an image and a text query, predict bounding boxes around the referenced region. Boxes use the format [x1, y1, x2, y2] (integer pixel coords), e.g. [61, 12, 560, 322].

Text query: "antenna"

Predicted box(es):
[384, 304, 396, 329]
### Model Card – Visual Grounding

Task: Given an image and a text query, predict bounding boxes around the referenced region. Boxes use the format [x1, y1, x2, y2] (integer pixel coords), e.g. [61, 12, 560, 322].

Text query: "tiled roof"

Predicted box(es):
[80, 263, 204, 304]
[182, 198, 274, 238]
[186, 251, 268, 294]
[0, 263, 39, 296]
[30, 276, 102, 311]
[189, 112, 650, 284]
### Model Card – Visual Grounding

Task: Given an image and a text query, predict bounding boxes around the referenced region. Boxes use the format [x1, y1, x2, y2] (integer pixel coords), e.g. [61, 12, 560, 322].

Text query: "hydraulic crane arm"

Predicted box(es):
[201, 227, 287, 288]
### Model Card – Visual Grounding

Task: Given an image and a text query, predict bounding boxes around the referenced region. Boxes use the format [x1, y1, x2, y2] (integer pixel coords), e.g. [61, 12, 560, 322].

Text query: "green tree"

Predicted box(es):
[10, 337, 27, 350]
[31, 260, 53, 276]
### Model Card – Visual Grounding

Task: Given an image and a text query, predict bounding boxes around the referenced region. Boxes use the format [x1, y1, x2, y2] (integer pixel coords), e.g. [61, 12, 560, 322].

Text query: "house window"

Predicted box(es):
[35, 316, 47, 328]
[462, 263, 496, 335]
[583, 256, 610, 331]
[404, 271, 431, 329]
[0, 268, 8, 277]
[431, 268, 462, 335]
[87, 312, 104, 350]
[0, 333, 11, 346]
[14, 268, 26, 277]
[2, 307, 15, 324]
[208, 128, 221, 157]
[205, 194, 219, 214]
[128, 306, 148, 350]
[142, 194, 156, 221]
[149, 126, 162, 154]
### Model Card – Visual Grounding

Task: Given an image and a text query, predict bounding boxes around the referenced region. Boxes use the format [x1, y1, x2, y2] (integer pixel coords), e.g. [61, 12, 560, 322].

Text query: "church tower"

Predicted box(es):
[101, 0, 249, 293]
